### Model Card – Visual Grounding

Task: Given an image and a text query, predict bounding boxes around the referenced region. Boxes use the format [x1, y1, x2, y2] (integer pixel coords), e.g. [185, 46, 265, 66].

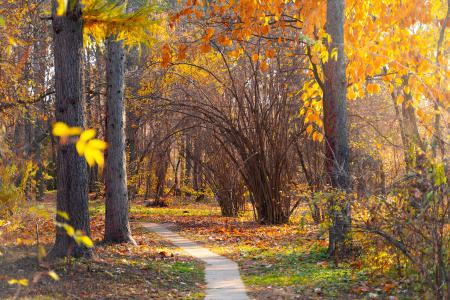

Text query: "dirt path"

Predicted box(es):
[141, 223, 249, 300]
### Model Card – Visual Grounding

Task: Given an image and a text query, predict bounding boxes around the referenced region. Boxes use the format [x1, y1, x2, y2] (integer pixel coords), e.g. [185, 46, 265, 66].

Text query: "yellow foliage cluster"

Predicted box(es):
[52, 122, 107, 169]
[55, 0, 163, 51]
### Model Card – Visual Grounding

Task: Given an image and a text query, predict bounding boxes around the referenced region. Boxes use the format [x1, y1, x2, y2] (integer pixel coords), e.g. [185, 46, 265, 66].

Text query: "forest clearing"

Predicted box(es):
[0, 0, 449, 299]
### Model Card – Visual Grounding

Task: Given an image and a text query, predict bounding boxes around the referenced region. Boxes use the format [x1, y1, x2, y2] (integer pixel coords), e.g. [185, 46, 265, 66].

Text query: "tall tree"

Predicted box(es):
[104, 30, 134, 243]
[49, 0, 92, 258]
[322, 0, 351, 258]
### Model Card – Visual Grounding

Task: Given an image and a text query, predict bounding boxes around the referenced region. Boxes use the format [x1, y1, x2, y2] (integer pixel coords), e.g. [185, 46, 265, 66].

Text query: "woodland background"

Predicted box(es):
[0, 0, 449, 299]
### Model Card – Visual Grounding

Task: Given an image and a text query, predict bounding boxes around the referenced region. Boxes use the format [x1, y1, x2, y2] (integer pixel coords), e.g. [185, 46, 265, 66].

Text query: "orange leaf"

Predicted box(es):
[200, 43, 212, 53]
[177, 44, 188, 60]
[161, 44, 172, 68]
[260, 61, 269, 72]
[266, 49, 275, 59]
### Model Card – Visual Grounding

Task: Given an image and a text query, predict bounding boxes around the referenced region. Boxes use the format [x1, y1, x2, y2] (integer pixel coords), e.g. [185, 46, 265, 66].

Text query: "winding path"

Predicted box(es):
[141, 223, 249, 300]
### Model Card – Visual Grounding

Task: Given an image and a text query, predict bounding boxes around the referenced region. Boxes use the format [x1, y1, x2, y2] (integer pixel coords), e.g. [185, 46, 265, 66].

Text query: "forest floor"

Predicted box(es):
[0, 193, 205, 299]
[131, 198, 416, 300]
[0, 193, 417, 299]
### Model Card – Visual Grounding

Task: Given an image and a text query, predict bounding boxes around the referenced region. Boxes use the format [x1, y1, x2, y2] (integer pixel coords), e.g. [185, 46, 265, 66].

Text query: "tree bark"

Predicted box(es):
[185, 134, 193, 186]
[49, 0, 92, 259]
[104, 36, 135, 244]
[323, 0, 351, 258]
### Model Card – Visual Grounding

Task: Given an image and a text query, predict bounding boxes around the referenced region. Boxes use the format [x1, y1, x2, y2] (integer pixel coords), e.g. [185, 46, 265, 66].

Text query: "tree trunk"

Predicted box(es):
[323, 0, 351, 258]
[192, 138, 202, 191]
[184, 134, 193, 186]
[104, 36, 134, 244]
[399, 76, 425, 171]
[155, 159, 168, 204]
[49, 0, 92, 259]
[34, 122, 45, 202]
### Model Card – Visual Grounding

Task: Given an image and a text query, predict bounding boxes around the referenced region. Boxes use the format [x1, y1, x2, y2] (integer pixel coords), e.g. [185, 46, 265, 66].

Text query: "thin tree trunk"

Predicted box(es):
[104, 36, 135, 244]
[48, 0, 92, 259]
[432, 0, 449, 159]
[185, 134, 193, 186]
[323, 0, 351, 258]
[192, 139, 201, 191]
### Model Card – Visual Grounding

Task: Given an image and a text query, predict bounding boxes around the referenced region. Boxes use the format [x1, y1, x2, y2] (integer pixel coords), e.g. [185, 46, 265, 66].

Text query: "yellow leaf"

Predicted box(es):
[18, 279, 28, 286]
[316, 132, 324, 142]
[84, 149, 96, 167]
[56, 0, 68, 16]
[331, 48, 338, 61]
[68, 127, 83, 135]
[77, 236, 94, 248]
[89, 149, 105, 168]
[48, 271, 60, 281]
[52, 122, 69, 136]
[56, 211, 70, 221]
[348, 88, 357, 100]
[87, 139, 107, 150]
[319, 49, 328, 63]
[79, 129, 96, 142]
[8, 279, 29, 286]
[38, 246, 46, 260]
[306, 125, 313, 135]
[63, 224, 75, 237]
[76, 140, 87, 155]
[52, 122, 82, 137]
[404, 86, 410, 95]
[394, 77, 402, 87]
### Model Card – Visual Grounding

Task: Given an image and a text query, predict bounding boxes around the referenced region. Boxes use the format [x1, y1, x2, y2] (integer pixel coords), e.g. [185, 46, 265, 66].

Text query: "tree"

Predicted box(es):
[322, 0, 351, 258]
[49, 0, 92, 258]
[104, 33, 135, 244]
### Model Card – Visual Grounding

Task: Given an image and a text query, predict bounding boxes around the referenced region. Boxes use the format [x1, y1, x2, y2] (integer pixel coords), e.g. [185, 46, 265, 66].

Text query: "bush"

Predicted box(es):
[354, 159, 449, 299]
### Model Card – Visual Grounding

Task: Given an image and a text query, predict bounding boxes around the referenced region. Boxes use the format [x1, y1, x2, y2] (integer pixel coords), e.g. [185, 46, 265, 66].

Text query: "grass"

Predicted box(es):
[130, 205, 222, 218]
[213, 237, 364, 298]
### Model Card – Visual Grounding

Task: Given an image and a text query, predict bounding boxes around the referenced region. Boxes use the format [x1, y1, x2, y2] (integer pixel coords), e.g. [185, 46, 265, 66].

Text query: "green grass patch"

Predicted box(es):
[144, 260, 204, 286]
[130, 205, 221, 218]
[88, 200, 105, 216]
[239, 245, 365, 297]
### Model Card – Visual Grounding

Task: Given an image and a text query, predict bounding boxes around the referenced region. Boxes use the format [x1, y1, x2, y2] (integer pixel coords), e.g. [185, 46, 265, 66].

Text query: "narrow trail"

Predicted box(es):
[141, 223, 250, 300]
